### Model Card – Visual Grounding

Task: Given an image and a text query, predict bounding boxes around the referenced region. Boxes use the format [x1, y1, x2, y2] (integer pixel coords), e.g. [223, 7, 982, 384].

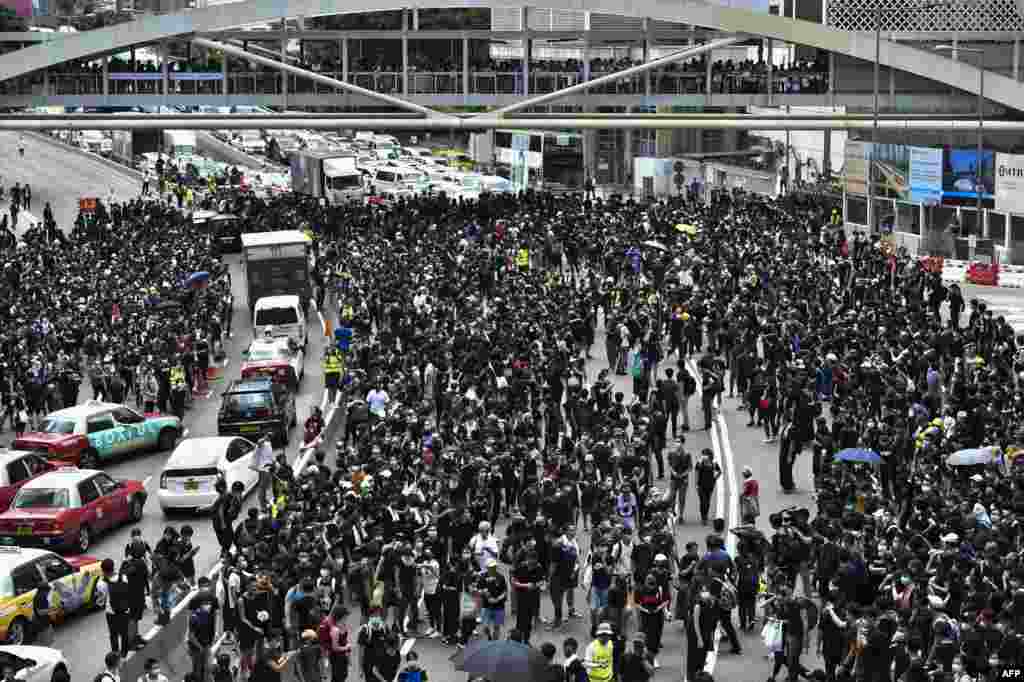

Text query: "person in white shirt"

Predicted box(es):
[250, 435, 275, 508]
[366, 384, 390, 421]
[97, 652, 121, 682]
[419, 548, 441, 637]
[470, 521, 500, 572]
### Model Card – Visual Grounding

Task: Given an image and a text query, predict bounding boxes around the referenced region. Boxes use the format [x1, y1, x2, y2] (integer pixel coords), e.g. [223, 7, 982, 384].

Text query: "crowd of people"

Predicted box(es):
[3, 169, 1020, 682]
[0, 189, 232, 439]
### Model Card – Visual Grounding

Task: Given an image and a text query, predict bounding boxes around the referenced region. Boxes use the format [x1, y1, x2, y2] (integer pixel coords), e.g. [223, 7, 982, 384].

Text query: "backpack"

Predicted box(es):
[716, 579, 738, 610]
[105, 576, 131, 614]
[318, 616, 345, 652]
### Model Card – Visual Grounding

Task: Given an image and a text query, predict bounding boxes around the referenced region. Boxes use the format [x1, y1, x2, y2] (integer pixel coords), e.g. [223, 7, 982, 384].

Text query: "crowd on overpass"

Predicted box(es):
[46, 53, 828, 97]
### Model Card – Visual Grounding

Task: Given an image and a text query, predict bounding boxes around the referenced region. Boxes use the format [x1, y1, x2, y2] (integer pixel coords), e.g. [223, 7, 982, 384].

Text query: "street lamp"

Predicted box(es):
[935, 44, 986, 230]
[868, 2, 950, 231]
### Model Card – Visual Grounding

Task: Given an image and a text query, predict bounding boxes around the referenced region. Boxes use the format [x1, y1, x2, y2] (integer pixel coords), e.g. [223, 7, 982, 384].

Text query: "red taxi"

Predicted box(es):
[241, 337, 305, 391]
[0, 468, 147, 554]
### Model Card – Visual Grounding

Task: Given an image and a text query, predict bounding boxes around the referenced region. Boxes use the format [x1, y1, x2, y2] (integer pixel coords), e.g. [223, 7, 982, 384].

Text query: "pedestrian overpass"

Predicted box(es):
[0, 0, 1022, 115]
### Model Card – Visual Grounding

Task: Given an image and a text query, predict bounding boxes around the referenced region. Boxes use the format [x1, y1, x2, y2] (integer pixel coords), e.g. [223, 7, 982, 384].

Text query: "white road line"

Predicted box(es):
[686, 357, 740, 679]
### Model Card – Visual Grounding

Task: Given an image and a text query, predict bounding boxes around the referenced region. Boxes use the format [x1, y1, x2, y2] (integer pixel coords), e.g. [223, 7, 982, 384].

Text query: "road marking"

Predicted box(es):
[686, 358, 739, 679]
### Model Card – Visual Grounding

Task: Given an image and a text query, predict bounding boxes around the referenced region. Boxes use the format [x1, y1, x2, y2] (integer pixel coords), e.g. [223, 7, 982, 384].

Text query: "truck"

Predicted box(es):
[241, 231, 314, 316]
[111, 129, 161, 168]
[290, 150, 364, 205]
[79, 130, 112, 156]
[164, 129, 197, 158]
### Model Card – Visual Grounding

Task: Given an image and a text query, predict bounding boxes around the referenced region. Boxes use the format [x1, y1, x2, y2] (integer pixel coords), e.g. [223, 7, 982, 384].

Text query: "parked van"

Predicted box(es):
[252, 295, 308, 348]
[371, 166, 426, 194]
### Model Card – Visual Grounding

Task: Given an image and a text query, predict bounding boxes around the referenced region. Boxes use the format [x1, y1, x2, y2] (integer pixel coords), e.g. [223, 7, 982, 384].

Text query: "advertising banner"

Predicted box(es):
[870, 143, 910, 200]
[942, 147, 994, 199]
[909, 146, 943, 205]
[995, 152, 1024, 215]
[844, 141, 870, 196]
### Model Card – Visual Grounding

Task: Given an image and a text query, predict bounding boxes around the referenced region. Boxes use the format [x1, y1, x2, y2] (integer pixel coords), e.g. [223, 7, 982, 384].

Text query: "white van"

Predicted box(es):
[252, 295, 308, 348]
[372, 167, 425, 194]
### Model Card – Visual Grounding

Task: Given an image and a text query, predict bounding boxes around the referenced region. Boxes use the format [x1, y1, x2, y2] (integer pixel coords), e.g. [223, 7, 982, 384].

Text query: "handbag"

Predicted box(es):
[761, 618, 785, 653]
[758, 398, 769, 410]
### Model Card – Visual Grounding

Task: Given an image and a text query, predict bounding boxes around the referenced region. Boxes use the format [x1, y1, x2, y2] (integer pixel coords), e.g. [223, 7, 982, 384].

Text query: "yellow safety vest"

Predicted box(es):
[323, 355, 341, 375]
[170, 368, 186, 388]
[341, 305, 354, 320]
[588, 640, 614, 682]
[516, 248, 529, 267]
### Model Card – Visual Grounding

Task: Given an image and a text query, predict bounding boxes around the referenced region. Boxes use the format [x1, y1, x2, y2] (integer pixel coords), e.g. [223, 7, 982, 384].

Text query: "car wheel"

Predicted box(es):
[51, 665, 71, 682]
[158, 427, 177, 452]
[79, 449, 99, 469]
[129, 495, 144, 522]
[4, 617, 26, 645]
[76, 525, 91, 554]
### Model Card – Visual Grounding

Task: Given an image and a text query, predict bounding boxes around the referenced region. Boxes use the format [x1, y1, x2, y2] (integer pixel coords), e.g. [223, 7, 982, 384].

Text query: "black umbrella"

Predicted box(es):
[450, 640, 549, 682]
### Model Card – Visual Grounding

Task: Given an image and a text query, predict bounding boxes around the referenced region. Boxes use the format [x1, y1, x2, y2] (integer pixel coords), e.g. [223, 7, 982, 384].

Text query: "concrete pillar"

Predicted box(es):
[342, 38, 349, 82]
[582, 34, 591, 92]
[42, 69, 48, 96]
[952, 35, 958, 61]
[1015, 39, 1020, 81]
[767, 39, 773, 104]
[402, 8, 409, 95]
[695, 128, 704, 154]
[102, 56, 109, 97]
[221, 50, 228, 97]
[281, 37, 288, 101]
[888, 46, 895, 104]
[828, 51, 835, 107]
[463, 36, 470, 96]
[521, 7, 530, 97]
[624, 128, 634, 191]
[705, 47, 713, 96]
[983, 210, 990, 239]
[412, 7, 418, 30]
[823, 129, 832, 178]
[642, 17, 651, 97]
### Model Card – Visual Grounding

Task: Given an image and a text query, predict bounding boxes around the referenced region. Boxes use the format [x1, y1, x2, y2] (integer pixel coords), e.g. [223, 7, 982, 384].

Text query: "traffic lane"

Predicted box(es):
[54, 258, 329, 673]
[710, 395, 820, 682]
[0, 132, 138, 228]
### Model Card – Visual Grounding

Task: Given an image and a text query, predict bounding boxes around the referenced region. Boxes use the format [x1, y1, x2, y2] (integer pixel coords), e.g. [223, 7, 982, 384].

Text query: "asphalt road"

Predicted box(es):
[0, 132, 139, 229]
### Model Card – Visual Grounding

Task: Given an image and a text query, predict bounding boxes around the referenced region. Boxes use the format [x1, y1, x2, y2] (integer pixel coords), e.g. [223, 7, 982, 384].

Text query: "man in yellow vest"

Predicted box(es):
[169, 365, 188, 420]
[584, 622, 615, 682]
[323, 348, 343, 404]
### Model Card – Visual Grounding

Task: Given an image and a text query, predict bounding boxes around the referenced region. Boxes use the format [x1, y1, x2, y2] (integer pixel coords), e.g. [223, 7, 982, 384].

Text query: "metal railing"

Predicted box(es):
[38, 69, 830, 98]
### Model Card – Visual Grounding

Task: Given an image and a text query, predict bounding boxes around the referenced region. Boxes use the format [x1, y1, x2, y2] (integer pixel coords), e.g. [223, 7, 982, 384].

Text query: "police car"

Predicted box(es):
[12, 401, 181, 470]
[0, 469, 147, 554]
[0, 546, 102, 645]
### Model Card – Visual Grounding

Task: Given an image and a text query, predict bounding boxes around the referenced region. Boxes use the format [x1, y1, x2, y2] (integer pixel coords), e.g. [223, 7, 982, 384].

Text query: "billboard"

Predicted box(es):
[510, 133, 530, 194]
[844, 141, 870, 196]
[908, 146, 943, 205]
[995, 153, 1024, 215]
[942, 147, 994, 200]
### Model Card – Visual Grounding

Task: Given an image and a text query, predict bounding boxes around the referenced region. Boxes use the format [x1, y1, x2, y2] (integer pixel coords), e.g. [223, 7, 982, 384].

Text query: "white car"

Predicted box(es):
[0, 645, 70, 682]
[157, 437, 259, 513]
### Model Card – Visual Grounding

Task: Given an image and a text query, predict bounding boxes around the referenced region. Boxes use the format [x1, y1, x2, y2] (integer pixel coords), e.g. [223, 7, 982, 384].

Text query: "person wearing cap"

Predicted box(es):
[584, 623, 615, 682]
[479, 558, 508, 641]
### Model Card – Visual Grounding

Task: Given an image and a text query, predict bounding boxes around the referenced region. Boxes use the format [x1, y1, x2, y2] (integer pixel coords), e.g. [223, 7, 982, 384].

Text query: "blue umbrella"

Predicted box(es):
[184, 271, 210, 288]
[946, 447, 1000, 467]
[835, 448, 881, 464]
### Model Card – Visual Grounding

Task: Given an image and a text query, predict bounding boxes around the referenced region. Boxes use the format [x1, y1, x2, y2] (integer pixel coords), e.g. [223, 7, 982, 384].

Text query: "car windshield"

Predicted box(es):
[0, 575, 13, 598]
[254, 307, 298, 327]
[223, 391, 274, 418]
[14, 488, 70, 509]
[247, 346, 284, 361]
[37, 417, 76, 434]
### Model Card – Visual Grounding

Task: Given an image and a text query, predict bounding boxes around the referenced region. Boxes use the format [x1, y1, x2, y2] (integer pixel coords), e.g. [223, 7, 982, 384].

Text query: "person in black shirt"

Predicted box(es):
[369, 636, 401, 682]
[511, 552, 545, 643]
[620, 633, 654, 682]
